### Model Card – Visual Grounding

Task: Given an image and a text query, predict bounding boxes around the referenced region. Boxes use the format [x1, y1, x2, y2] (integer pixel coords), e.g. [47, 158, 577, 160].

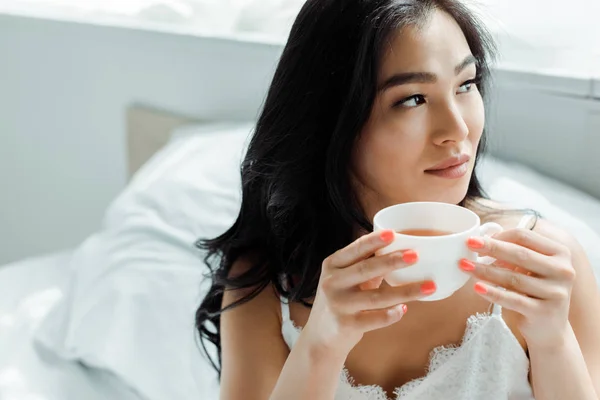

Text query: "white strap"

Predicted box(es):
[280, 296, 291, 322]
[492, 299, 503, 316]
[517, 213, 536, 230]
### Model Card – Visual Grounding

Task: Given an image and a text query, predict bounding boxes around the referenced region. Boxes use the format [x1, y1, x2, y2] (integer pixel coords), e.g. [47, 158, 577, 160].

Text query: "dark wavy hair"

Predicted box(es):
[196, 0, 498, 374]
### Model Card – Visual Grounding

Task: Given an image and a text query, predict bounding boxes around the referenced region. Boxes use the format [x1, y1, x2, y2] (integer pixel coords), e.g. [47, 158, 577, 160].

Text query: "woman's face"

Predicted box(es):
[351, 10, 485, 221]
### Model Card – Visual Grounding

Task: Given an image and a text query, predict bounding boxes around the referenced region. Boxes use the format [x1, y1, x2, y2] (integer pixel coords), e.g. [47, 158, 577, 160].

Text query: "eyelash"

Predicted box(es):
[392, 77, 481, 109]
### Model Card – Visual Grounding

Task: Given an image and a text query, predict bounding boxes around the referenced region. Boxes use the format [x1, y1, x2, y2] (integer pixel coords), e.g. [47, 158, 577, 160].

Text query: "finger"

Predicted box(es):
[459, 259, 558, 299]
[336, 250, 418, 288]
[490, 259, 533, 277]
[327, 230, 395, 269]
[493, 229, 571, 278]
[336, 280, 435, 313]
[494, 259, 534, 277]
[467, 235, 555, 277]
[354, 303, 408, 332]
[492, 228, 564, 256]
[473, 281, 538, 317]
[359, 276, 383, 291]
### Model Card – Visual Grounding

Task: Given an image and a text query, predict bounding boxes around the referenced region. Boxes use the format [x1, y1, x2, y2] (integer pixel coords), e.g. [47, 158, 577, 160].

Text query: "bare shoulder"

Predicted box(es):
[533, 220, 600, 390]
[531, 219, 588, 264]
[528, 218, 600, 317]
[470, 198, 540, 230]
[221, 255, 284, 343]
[474, 197, 574, 243]
[223, 255, 281, 308]
[528, 219, 597, 290]
[471, 198, 586, 252]
[220, 256, 289, 400]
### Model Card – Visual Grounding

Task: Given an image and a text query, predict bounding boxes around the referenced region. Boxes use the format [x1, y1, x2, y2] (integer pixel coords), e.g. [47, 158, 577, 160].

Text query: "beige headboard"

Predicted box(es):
[126, 104, 202, 177]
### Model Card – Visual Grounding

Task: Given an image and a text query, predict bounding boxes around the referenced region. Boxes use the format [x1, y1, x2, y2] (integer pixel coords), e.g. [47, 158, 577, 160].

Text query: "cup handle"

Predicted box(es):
[476, 222, 503, 265]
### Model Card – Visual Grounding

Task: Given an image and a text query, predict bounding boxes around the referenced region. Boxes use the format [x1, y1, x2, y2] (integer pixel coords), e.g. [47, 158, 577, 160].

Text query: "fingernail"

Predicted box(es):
[402, 250, 418, 264]
[467, 237, 485, 249]
[379, 230, 394, 243]
[420, 281, 437, 295]
[459, 258, 476, 271]
[402, 304, 408, 314]
[474, 282, 488, 294]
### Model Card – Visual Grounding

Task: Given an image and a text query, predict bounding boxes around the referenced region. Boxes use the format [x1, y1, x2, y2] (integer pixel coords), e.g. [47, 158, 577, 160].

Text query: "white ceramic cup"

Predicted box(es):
[372, 202, 503, 301]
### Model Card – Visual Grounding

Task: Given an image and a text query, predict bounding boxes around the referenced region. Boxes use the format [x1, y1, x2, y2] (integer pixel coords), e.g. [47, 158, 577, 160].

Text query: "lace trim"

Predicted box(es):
[284, 312, 501, 400]
[391, 313, 494, 398]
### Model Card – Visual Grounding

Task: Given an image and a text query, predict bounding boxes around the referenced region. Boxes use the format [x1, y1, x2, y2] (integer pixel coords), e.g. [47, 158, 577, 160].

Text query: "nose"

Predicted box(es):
[431, 102, 469, 145]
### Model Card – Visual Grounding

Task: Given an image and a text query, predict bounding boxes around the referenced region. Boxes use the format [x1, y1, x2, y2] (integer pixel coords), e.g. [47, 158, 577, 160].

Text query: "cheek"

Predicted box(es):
[353, 136, 386, 182]
[466, 94, 485, 144]
[355, 125, 421, 180]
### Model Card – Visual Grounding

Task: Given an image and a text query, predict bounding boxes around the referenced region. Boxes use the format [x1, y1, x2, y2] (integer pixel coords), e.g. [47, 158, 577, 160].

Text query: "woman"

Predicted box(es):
[196, 0, 600, 398]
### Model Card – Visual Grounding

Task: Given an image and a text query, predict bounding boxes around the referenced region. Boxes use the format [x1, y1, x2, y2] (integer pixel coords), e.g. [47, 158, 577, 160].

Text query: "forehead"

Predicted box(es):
[379, 9, 473, 78]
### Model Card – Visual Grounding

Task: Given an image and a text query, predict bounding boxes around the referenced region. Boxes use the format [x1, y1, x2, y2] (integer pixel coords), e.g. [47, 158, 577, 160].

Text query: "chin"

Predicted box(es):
[426, 175, 472, 205]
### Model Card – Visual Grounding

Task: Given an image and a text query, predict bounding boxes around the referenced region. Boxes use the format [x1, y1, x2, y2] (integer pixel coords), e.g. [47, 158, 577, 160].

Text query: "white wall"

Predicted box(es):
[0, 13, 282, 264]
[1, 12, 599, 265]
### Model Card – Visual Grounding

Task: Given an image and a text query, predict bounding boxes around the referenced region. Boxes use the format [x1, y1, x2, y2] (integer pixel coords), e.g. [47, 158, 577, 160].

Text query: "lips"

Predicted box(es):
[426, 154, 471, 171]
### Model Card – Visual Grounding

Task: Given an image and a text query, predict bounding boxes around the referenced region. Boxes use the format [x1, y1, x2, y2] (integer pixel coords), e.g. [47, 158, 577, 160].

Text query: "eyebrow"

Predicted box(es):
[378, 54, 478, 92]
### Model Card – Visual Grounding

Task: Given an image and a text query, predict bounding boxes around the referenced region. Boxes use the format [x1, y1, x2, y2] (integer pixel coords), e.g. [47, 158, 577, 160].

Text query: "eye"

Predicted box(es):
[393, 94, 426, 109]
[457, 77, 480, 94]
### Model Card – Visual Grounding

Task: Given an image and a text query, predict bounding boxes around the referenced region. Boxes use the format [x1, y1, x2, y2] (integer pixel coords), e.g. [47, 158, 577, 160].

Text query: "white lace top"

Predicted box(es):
[279, 215, 536, 400]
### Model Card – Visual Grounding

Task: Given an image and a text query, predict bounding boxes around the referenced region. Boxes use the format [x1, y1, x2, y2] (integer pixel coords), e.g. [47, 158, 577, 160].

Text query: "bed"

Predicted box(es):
[1, 0, 600, 390]
[1, 103, 600, 400]
[0, 108, 194, 400]
[0, 252, 143, 400]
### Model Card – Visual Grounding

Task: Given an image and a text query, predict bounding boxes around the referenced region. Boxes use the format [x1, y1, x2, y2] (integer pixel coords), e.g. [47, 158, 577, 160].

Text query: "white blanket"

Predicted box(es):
[0, 251, 141, 400]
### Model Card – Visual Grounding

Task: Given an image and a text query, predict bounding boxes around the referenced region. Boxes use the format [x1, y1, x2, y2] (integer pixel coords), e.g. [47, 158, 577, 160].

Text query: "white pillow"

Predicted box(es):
[34, 122, 254, 400]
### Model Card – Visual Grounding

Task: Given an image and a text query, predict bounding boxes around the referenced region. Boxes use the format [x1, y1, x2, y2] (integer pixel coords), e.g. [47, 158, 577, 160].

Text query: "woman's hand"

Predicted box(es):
[302, 230, 436, 358]
[460, 228, 577, 349]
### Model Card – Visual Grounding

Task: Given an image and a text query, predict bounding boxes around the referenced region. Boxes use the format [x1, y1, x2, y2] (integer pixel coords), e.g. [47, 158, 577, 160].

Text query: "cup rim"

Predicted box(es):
[372, 201, 481, 240]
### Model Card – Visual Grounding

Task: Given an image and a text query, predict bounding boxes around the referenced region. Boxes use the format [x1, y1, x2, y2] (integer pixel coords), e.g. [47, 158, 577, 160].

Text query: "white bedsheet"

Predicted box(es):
[0, 251, 141, 400]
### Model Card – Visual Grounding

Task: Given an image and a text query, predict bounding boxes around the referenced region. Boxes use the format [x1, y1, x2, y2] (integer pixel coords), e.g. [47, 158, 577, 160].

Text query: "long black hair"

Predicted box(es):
[196, 0, 498, 374]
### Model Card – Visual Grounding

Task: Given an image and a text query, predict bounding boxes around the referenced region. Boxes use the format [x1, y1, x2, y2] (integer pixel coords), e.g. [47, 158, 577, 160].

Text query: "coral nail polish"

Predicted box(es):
[420, 281, 437, 295]
[380, 230, 394, 242]
[402, 250, 419, 264]
[474, 282, 488, 294]
[467, 237, 485, 249]
[402, 304, 408, 314]
[459, 259, 476, 271]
